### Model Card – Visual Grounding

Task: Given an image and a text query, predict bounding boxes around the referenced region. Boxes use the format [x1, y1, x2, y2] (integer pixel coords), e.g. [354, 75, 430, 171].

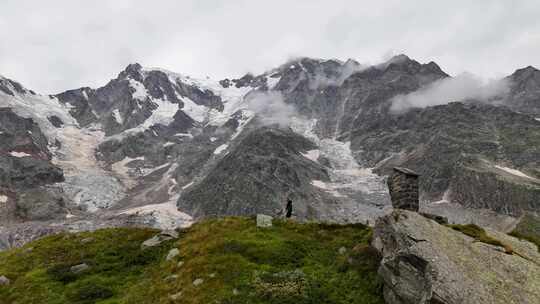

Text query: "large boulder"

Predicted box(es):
[372, 210, 540, 304]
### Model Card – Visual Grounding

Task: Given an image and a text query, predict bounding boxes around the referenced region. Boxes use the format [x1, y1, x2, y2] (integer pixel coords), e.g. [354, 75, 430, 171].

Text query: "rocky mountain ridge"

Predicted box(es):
[1, 55, 539, 250]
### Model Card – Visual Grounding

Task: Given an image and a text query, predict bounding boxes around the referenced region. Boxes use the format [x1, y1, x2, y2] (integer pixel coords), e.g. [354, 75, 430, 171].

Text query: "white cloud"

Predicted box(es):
[390, 73, 510, 113]
[244, 91, 297, 126]
[0, 1, 539, 93]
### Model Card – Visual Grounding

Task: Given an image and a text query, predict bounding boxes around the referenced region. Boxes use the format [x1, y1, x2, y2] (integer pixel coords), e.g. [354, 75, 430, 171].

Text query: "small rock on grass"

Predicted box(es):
[256, 214, 273, 228]
[166, 248, 180, 261]
[70, 263, 89, 274]
[141, 230, 178, 249]
[169, 291, 183, 300]
[165, 274, 179, 282]
[0, 275, 10, 286]
[193, 278, 204, 286]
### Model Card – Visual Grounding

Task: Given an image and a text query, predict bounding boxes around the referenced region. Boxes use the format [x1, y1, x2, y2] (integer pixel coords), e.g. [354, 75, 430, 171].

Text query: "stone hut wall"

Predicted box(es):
[387, 167, 419, 211]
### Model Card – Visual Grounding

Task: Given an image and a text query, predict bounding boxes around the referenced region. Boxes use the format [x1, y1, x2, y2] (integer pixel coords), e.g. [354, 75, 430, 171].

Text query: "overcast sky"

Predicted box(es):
[1, 0, 539, 94]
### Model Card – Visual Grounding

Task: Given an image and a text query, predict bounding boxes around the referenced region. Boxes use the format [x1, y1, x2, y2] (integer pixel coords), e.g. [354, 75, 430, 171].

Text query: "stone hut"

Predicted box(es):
[387, 167, 420, 211]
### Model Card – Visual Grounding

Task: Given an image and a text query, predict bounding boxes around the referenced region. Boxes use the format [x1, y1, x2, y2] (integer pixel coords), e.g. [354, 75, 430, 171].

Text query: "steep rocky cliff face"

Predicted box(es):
[0, 107, 65, 225]
[352, 102, 540, 215]
[504, 66, 540, 115]
[372, 210, 540, 304]
[179, 127, 335, 220]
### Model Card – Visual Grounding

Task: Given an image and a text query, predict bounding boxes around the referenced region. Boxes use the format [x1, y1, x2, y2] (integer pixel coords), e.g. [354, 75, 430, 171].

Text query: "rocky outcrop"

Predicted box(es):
[504, 65, 540, 115]
[448, 161, 540, 216]
[0, 108, 66, 225]
[372, 210, 540, 304]
[178, 127, 334, 220]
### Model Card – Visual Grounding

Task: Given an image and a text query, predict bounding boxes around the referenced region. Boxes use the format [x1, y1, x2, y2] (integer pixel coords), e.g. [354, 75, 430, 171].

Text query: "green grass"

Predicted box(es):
[509, 213, 540, 252]
[0, 227, 175, 304]
[0, 217, 383, 304]
[448, 224, 508, 249]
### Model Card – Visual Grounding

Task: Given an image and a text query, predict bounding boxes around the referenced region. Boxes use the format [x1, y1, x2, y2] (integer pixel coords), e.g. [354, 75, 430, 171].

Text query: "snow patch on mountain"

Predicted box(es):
[178, 96, 208, 123]
[112, 109, 123, 124]
[301, 149, 320, 162]
[128, 79, 148, 102]
[495, 165, 537, 180]
[213, 144, 228, 155]
[143, 98, 179, 128]
[174, 132, 193, 138]
[9, 151, 31, 158]
[145, 66, 253, 127]
[142, 163, 170, 176]
[105, 97, 180, 141]
[0, 90, 77, 143]
[182, 181, 194, 190]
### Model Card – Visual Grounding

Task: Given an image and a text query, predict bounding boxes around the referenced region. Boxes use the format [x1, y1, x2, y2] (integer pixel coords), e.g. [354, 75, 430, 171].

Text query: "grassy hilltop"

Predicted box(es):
[0, 217, 383, 304]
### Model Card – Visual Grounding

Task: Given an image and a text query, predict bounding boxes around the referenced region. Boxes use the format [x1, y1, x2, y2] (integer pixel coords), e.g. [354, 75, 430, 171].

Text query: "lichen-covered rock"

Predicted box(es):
[166, 248, 180, 261]
[372, 210, 540, 304]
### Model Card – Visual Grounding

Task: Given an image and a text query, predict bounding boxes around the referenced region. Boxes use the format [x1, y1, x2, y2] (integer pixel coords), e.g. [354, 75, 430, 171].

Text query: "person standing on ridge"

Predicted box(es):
[285, 198, 293, 218]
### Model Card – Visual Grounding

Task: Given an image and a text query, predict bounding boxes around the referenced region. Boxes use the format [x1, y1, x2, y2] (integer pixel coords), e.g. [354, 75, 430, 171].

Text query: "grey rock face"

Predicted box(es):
[0, 275, 9, 285]
[47, 115, 64, 128]
[54, 87, 98, 126]
[387, 167, 419, 211]
[0, 77, 27, 96]
[351, 102, 540, 215]
[14, 187, 66, 221]
[0, 157, 64, 189]
[178, 127, 331, 220]
[372, 210, 540, 304]
[448, 161, 540, 216]
[0, 108, 66, 223]
[0, 107, 51, 160]
[504, 66, 540, 115]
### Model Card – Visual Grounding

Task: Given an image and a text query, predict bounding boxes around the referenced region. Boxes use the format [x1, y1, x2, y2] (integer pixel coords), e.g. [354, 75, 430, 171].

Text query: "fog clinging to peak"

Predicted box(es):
[390, 73, 511, 113]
